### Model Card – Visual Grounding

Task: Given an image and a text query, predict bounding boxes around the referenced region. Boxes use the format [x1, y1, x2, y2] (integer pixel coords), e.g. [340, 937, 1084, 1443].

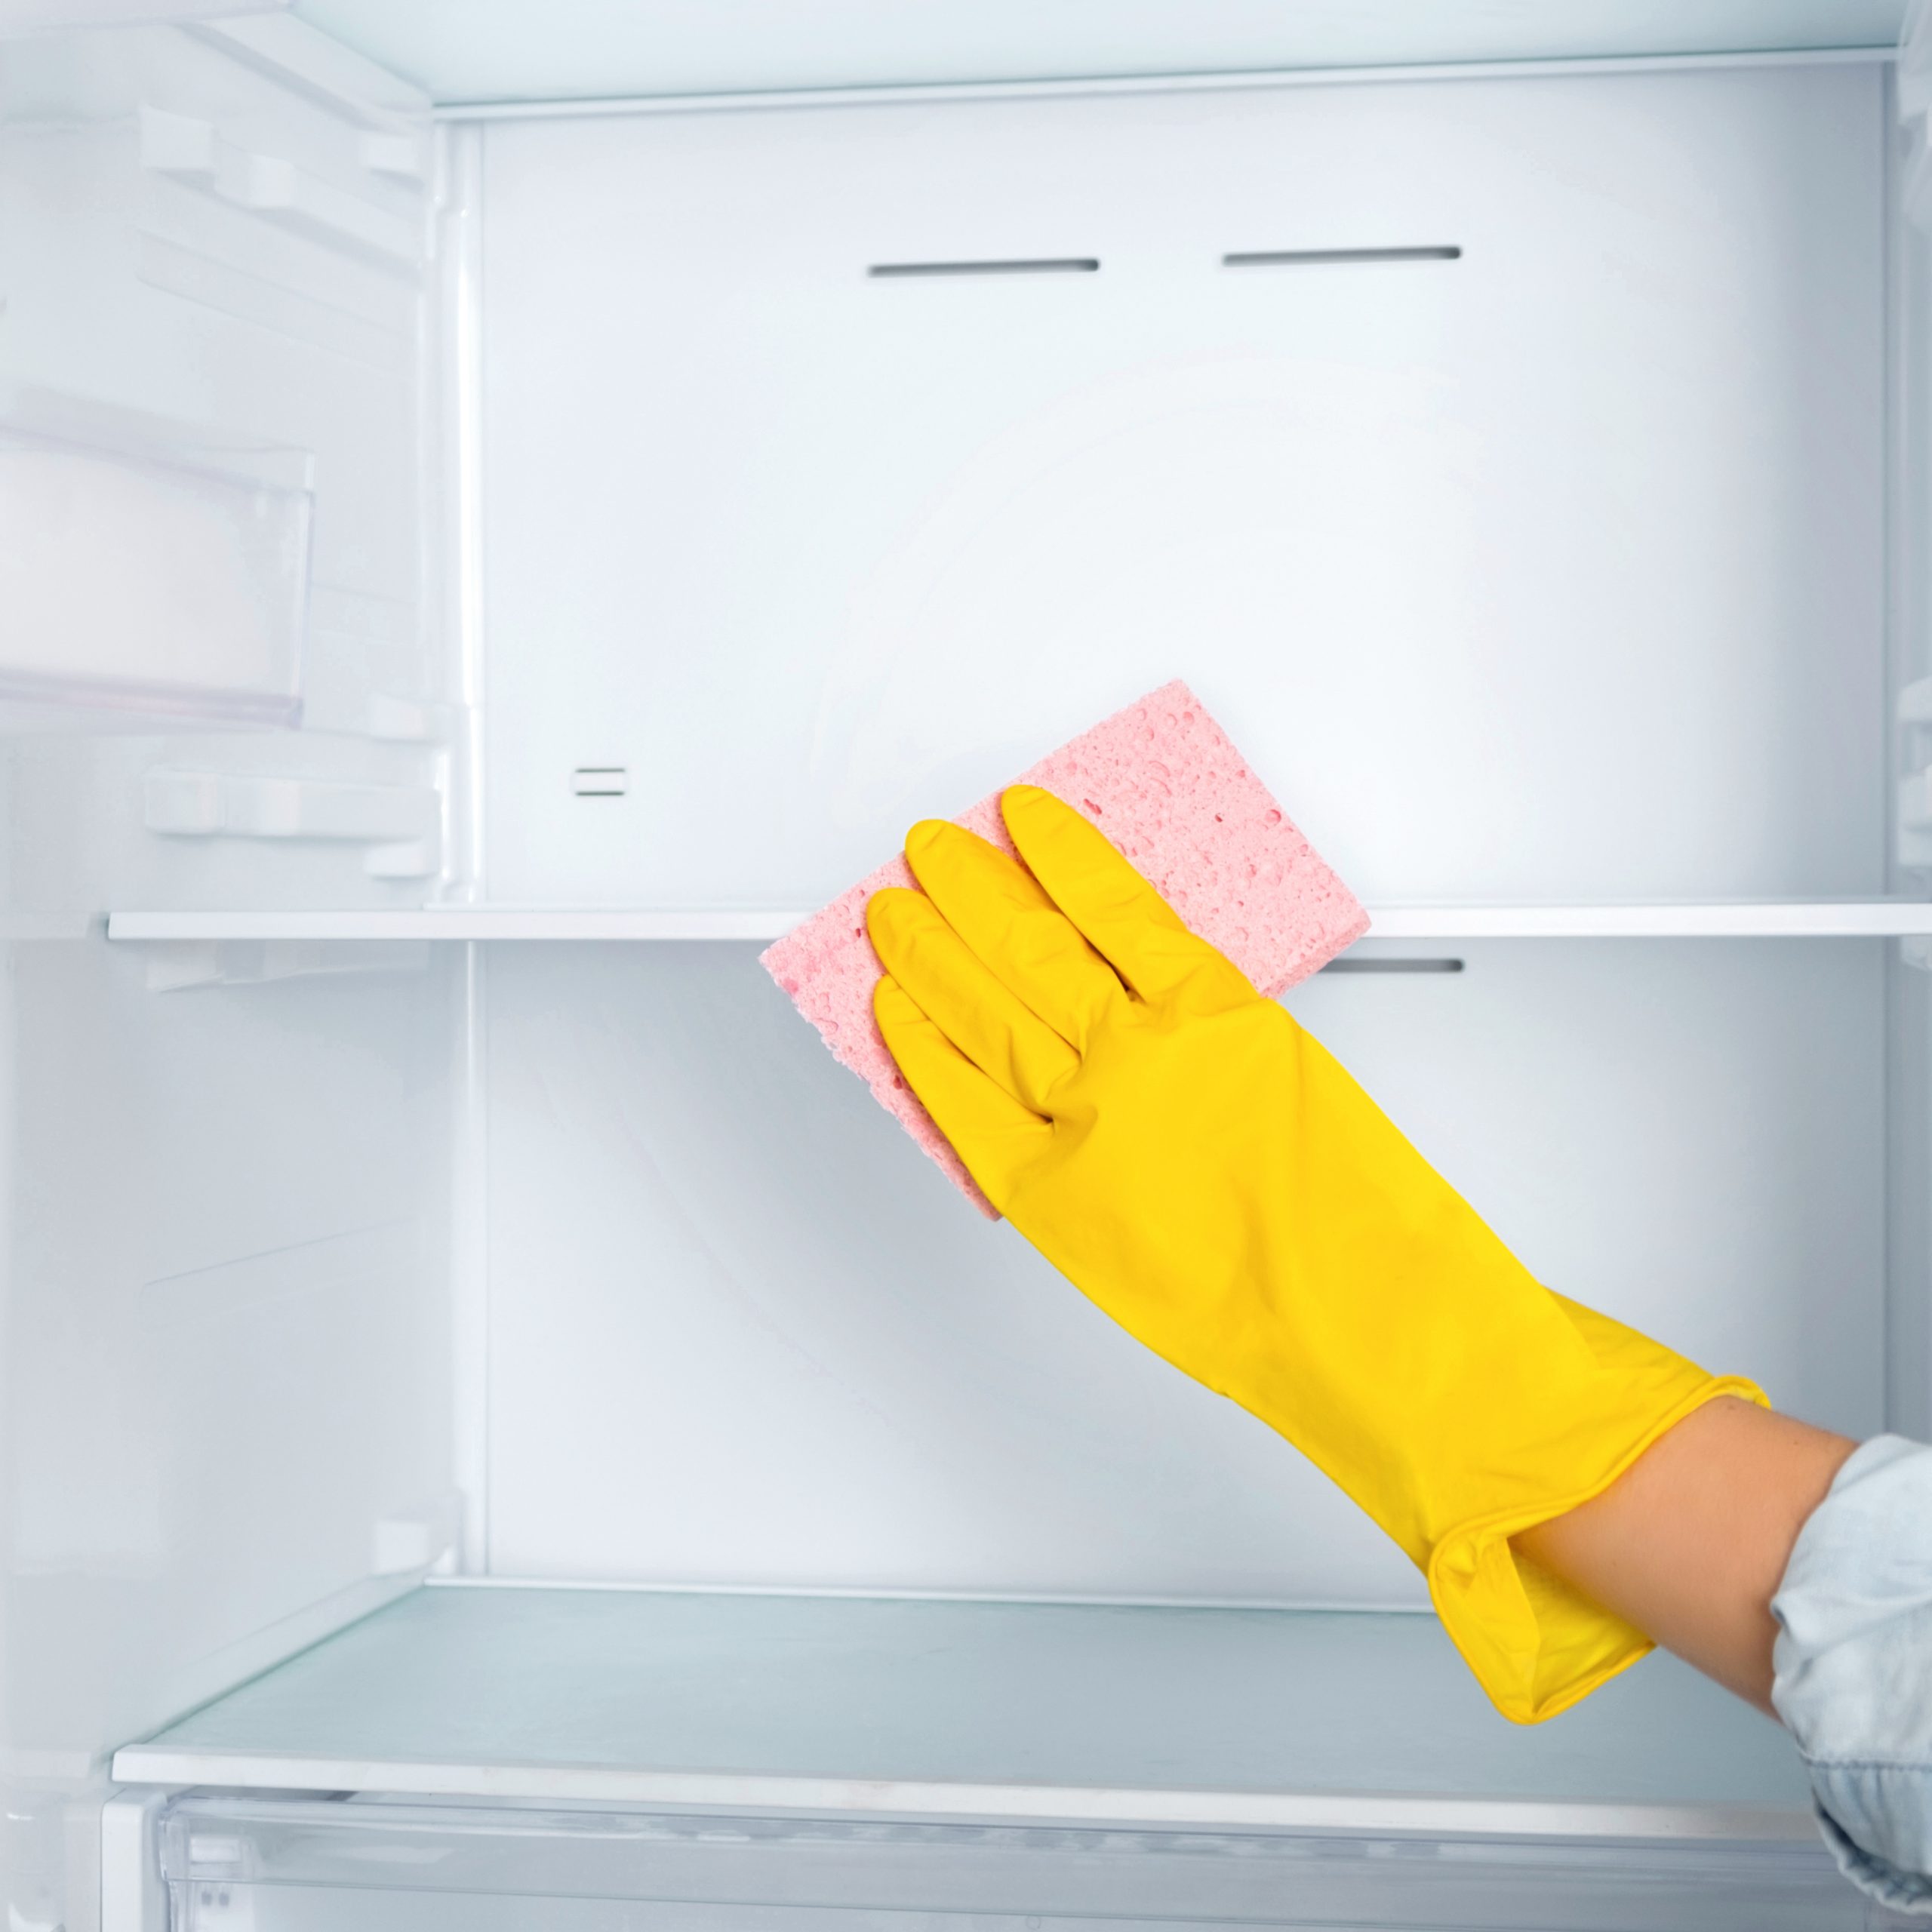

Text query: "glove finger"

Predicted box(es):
[903, 819, 1123, 1051]
[874, 976, 1051, 1207]
[868, 888, 1078, 1114]
[1001, 785, 1256, 1008]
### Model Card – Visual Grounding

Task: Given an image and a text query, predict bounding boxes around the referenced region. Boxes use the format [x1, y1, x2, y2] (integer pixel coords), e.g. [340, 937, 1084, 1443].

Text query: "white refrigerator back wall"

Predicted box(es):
[484, 937, 1883, 1597]
[481, 64, 1883, 911]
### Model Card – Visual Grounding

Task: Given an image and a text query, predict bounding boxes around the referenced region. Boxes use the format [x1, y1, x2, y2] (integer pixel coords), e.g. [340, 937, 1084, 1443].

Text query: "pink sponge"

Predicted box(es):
[761, 681, 1367, 1214]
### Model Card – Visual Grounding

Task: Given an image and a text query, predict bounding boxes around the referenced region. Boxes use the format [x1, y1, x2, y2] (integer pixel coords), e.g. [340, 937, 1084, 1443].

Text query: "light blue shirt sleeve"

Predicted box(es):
[1772, 1433, 1932, 1915]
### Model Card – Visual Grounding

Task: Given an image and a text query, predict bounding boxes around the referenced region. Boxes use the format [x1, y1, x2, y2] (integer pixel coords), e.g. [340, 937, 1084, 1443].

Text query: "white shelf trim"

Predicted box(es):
[105, 908, 811, 941]
[432, 46, 1895, 126]
[104, 1744, 1815, 1843]
[104, 902, 1932, 943]
[1365, 902, 1932, 938]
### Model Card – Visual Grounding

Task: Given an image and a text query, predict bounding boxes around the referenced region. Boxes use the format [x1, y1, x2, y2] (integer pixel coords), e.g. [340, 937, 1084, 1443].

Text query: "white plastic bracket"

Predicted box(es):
[99, 1788, 174, 1932]
[1897, 679, 1932, 871]
[140, 106, 418, 267]
[360, 131, 429, 182]
[364, 838, 441, 879]
[371, 1491, 464, 1577]
[365, 691, 448, 742]
[145, 769, 438, 845]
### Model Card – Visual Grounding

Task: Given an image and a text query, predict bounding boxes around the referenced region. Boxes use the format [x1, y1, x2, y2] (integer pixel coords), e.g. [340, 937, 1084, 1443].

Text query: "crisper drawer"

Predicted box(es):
[158, 1794, 1899, 1932]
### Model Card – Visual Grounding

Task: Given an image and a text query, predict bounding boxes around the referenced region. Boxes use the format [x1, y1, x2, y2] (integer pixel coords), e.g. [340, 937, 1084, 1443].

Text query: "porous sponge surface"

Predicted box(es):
[761, 681, 1368, 1214]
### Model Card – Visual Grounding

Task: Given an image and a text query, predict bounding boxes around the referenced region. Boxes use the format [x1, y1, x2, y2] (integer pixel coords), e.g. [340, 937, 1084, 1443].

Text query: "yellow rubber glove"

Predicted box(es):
[867, 784, 1764, 1724]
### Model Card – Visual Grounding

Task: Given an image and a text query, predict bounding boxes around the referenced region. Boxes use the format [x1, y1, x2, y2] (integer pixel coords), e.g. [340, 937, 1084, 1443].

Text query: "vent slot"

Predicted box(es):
[1223, 246, 1462, 269]
[868, 258, 1100, 279]
[571, 767, 628, 798]
[1319, 957, 1465, 975]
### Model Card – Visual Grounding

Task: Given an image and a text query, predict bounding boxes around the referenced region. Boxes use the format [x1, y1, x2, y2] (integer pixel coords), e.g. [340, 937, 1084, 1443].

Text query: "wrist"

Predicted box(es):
[1515, 1396, 1857, 1714]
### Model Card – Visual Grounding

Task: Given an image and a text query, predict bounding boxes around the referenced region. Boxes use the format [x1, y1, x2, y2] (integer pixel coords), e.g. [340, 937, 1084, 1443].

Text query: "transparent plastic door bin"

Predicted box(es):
[0, 429, 309, 725]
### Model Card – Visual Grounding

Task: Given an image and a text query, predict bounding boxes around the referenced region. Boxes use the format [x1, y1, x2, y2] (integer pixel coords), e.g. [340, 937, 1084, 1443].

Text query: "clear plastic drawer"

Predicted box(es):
[160, 1792, 1898, 1932]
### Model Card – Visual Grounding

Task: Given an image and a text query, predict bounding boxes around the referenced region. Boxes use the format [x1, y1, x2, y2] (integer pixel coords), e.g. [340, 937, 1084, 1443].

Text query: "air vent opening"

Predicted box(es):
[1319, 957, 1466, 975]
[1224, 246, 1462, 269]
[868, 257, 1100, 279]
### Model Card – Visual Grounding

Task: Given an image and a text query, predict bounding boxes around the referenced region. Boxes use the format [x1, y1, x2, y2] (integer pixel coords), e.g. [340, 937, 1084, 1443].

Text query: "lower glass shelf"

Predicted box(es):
[113, 1583, 1808, 1834]
[118, 1587, 1868, 1924]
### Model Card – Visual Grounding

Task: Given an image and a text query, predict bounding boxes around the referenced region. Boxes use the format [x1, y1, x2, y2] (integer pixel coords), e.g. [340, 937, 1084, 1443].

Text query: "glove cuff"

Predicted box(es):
[1426, 1374, 1767, 1724]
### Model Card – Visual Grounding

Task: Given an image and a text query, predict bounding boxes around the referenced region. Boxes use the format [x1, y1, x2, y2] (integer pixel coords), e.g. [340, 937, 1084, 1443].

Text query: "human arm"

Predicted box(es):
[1515, 1395, 1856, 1714]
[866, 785, 1761, 1724]
[864, 788, 1932, 1907]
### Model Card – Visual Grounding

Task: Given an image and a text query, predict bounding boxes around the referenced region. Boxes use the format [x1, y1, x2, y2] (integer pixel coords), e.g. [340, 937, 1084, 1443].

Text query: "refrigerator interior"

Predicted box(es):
[0, 4, 1927, 1926]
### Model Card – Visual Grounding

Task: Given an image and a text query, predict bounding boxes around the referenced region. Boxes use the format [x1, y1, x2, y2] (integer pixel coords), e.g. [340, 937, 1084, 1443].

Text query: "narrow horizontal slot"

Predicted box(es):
[1319, 957, 1465, 975]
[572, 767, 628, 798]
[868, 258, 1100, 279]
[1223, 246, 1462, 269]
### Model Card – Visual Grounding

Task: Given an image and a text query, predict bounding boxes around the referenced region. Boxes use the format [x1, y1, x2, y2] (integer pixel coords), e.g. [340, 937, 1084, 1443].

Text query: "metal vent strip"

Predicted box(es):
[868, 257, 1100, 279]
[1224, 245, 1461, 268]
[1319, 957, 1465, 974]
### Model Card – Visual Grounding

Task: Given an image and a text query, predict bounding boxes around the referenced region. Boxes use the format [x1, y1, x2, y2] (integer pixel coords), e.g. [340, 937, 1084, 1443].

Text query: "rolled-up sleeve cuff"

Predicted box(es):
[1774, 1435, 1932, 1915]
[1808, 1767, 1932, 1913]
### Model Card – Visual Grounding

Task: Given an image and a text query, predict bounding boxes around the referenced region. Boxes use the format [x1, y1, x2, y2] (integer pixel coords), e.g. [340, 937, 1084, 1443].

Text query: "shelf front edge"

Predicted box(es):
[104, 1745, 1817, 1841]
[103, 903, 1932, 943]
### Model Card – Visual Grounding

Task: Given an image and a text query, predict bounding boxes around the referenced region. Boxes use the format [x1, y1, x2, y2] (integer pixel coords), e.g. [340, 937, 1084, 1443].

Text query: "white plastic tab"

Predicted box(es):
[140, 107, 418, 266]
[1901, 771, 1932, 870]
[146, 771, 438, 842]
[137, 105, 217, 178]
[364, 837, 442, 879]
[1901, 770, 1932, 829]
[371, 1494, 463, 1577]
[233, 151, 418, 263]
[360, 131, 428, 181]
[144, 771, 223, 835]
[365, 692, 444, 741]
